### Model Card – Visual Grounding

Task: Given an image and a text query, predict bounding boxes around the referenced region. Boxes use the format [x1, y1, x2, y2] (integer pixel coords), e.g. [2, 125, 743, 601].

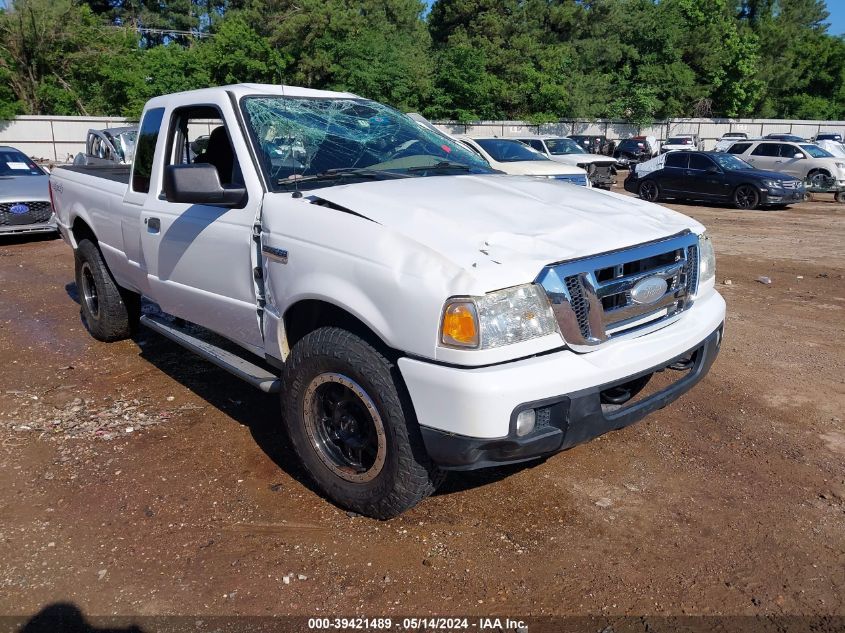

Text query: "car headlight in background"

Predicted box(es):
[698, 232, 716, 287]
[440, 284, 559, 349]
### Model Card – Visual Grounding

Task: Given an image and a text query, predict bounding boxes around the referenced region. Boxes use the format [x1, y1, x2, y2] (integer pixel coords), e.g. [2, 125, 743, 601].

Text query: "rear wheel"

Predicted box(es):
[282, 327, 444, 519]
[638, 179, 660, 202]
[74, 239, 140, 342]
[733, 184, 760, 210]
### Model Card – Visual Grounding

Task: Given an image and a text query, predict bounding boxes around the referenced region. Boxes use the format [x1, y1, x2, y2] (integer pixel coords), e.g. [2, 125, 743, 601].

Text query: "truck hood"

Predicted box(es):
[311, 174, 703, 290]
[0, 175, 50, 202]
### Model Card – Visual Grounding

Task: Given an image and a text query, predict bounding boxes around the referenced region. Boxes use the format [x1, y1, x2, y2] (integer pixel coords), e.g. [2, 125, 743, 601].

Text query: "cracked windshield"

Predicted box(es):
[241, 96, 491, 191]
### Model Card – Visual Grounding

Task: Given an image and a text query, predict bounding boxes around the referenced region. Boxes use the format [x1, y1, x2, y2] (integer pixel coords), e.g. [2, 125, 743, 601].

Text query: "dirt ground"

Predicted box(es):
[0, 186, 843, 628]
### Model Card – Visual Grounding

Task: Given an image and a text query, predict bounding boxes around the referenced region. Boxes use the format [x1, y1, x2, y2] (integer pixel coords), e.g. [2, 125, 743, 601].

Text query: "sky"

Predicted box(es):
[826, 0, 845, 35]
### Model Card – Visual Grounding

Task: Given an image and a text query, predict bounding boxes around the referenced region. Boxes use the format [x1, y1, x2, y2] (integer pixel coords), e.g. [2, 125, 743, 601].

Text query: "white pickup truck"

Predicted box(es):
[50, 84, 725, 519]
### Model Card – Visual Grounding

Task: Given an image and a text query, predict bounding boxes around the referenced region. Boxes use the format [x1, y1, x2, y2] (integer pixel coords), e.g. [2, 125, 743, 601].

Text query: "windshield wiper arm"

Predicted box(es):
[404, 161, 473, 173]
[277, 167, 409, 187]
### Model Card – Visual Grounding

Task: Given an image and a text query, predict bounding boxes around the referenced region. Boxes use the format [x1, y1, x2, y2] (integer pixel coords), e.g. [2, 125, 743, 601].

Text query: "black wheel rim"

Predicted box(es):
[303, 373, 386, 483]
[810, 173, 827, 188]
[80, 262, 100, 319]
[640, 181, 657, 201]
[736, 186, 756, 209]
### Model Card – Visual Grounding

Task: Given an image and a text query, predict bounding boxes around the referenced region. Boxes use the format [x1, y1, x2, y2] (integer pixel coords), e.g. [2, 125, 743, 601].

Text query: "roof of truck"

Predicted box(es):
[144, 84, 362, 110]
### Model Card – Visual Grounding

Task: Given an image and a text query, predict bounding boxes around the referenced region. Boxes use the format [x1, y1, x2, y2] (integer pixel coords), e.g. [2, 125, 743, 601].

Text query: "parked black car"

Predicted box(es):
[814, 132, 843, 142]
[613, 138, 652, 168]
[624, 151, 805, 210]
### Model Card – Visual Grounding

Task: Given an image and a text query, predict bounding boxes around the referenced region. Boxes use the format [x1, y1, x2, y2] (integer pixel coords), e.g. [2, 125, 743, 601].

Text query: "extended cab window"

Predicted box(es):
[132, 107, 165, 193]
[665, 152, 688, 168]
[166, 106, 243, 187]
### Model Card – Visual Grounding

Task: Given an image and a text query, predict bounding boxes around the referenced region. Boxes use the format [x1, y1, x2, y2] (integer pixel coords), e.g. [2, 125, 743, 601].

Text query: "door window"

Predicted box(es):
[727, 142, 752, 154]
[779, 144, 804, 158]
[526, 140, 545, 153]
[166, 105, 243, 187]
[750, 143, 779, 157]
[665, 152, 688, 168]
[688, 154, 714, 171]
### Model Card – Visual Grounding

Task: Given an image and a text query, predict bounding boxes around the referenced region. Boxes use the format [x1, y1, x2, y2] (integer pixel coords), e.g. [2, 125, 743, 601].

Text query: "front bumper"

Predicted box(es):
[420, 324, 721, 469]
[760, 187, 805, 205]
[399, 290, 725, 469]
[0, 217, 58, 235]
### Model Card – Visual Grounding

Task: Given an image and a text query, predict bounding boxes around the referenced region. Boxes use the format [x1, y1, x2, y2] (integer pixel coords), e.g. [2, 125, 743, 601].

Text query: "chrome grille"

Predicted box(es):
[564, 275, 590, 335]
[0, 201, 53, 227]
[536, 232, 700, 352]
[686, 244, 699, 296]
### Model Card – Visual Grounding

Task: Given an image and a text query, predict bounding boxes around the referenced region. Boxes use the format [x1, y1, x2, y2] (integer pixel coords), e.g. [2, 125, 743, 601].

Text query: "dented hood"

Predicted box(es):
[311, 174, 703, 290]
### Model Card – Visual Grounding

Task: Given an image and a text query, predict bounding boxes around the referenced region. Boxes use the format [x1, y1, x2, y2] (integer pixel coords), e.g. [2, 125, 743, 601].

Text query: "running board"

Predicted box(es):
[140, 314, 281, 393]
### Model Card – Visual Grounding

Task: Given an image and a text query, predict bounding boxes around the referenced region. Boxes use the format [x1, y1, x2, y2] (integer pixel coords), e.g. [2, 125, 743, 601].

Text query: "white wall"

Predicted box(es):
[436, 117, 845, 151]
[0, 115, 135, 162]
[3, 114, 845, 162]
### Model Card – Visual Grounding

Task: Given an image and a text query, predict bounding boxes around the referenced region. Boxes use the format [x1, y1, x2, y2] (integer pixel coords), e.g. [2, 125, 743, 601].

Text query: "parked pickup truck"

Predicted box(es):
[50, 84, 725, 519]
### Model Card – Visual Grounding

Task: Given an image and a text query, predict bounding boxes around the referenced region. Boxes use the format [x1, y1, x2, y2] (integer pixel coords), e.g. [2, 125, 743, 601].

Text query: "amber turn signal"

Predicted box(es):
[440, 301, 479, 348]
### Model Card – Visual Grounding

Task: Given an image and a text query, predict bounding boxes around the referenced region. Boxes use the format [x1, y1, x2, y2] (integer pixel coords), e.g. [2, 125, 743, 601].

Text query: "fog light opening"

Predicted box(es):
[516, 409, 536, 437]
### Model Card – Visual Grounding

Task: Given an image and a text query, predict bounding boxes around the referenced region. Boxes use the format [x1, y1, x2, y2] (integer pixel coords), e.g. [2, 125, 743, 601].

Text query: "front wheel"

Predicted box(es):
[638, 179, 660, 202]
[733, 184, 760, 210]
[281, 327, 444, 519]
[807, 169, 831, 189]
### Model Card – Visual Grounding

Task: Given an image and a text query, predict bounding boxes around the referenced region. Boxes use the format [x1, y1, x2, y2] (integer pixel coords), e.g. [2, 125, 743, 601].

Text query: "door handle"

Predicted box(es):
[145, 217, 161, 234]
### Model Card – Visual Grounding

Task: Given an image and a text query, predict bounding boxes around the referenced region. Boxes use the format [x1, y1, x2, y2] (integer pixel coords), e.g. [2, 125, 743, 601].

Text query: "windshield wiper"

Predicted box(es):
[404, 161, 473, 173]
[277, 167, 407, 187]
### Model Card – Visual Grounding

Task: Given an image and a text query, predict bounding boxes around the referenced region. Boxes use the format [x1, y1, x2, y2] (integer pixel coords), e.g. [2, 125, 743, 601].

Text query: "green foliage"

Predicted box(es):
[1, 0, 844, 123]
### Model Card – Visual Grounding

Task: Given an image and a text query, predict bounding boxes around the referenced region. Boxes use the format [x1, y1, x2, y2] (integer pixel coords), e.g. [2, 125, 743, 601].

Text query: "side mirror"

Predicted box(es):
[706, 165, 720, 173]
[793, 152, 805, 159]
[163, 164, 246, 207]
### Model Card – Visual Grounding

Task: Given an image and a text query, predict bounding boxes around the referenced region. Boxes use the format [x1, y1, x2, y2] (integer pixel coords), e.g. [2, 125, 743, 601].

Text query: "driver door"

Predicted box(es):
[138, 103, 265, 351]
[777, 144, 807, 178]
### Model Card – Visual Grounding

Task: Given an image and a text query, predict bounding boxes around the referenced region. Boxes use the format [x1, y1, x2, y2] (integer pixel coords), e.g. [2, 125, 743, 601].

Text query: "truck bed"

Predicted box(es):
[57, 164, 131, 185]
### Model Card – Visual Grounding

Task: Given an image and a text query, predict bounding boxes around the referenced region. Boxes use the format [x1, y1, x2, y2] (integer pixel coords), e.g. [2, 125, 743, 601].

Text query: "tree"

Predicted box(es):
[241, 0, 432, 111]
[200, 13, 285, 86]
[0, 0, 138, 115]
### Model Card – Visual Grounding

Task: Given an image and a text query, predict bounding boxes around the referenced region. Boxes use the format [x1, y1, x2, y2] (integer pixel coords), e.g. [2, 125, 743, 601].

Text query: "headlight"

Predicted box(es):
[698, 232, 716, 287]
[835, 162, 845, 170]
[763, 179, 783, 189]
[440, 284, 559, 349]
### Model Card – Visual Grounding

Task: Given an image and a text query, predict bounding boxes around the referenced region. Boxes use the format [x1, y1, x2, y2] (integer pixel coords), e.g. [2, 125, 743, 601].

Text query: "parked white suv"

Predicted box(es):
[726, 140, 845, 187]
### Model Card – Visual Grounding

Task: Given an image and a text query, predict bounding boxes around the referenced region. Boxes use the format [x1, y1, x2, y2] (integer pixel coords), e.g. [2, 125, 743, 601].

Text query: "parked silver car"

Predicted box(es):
[0, 146, 55, 235]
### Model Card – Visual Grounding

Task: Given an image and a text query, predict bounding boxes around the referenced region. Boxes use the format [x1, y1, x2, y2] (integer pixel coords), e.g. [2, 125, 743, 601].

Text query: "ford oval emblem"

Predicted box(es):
[630, 276, 667, 305]
[9, 203, 30, 215]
